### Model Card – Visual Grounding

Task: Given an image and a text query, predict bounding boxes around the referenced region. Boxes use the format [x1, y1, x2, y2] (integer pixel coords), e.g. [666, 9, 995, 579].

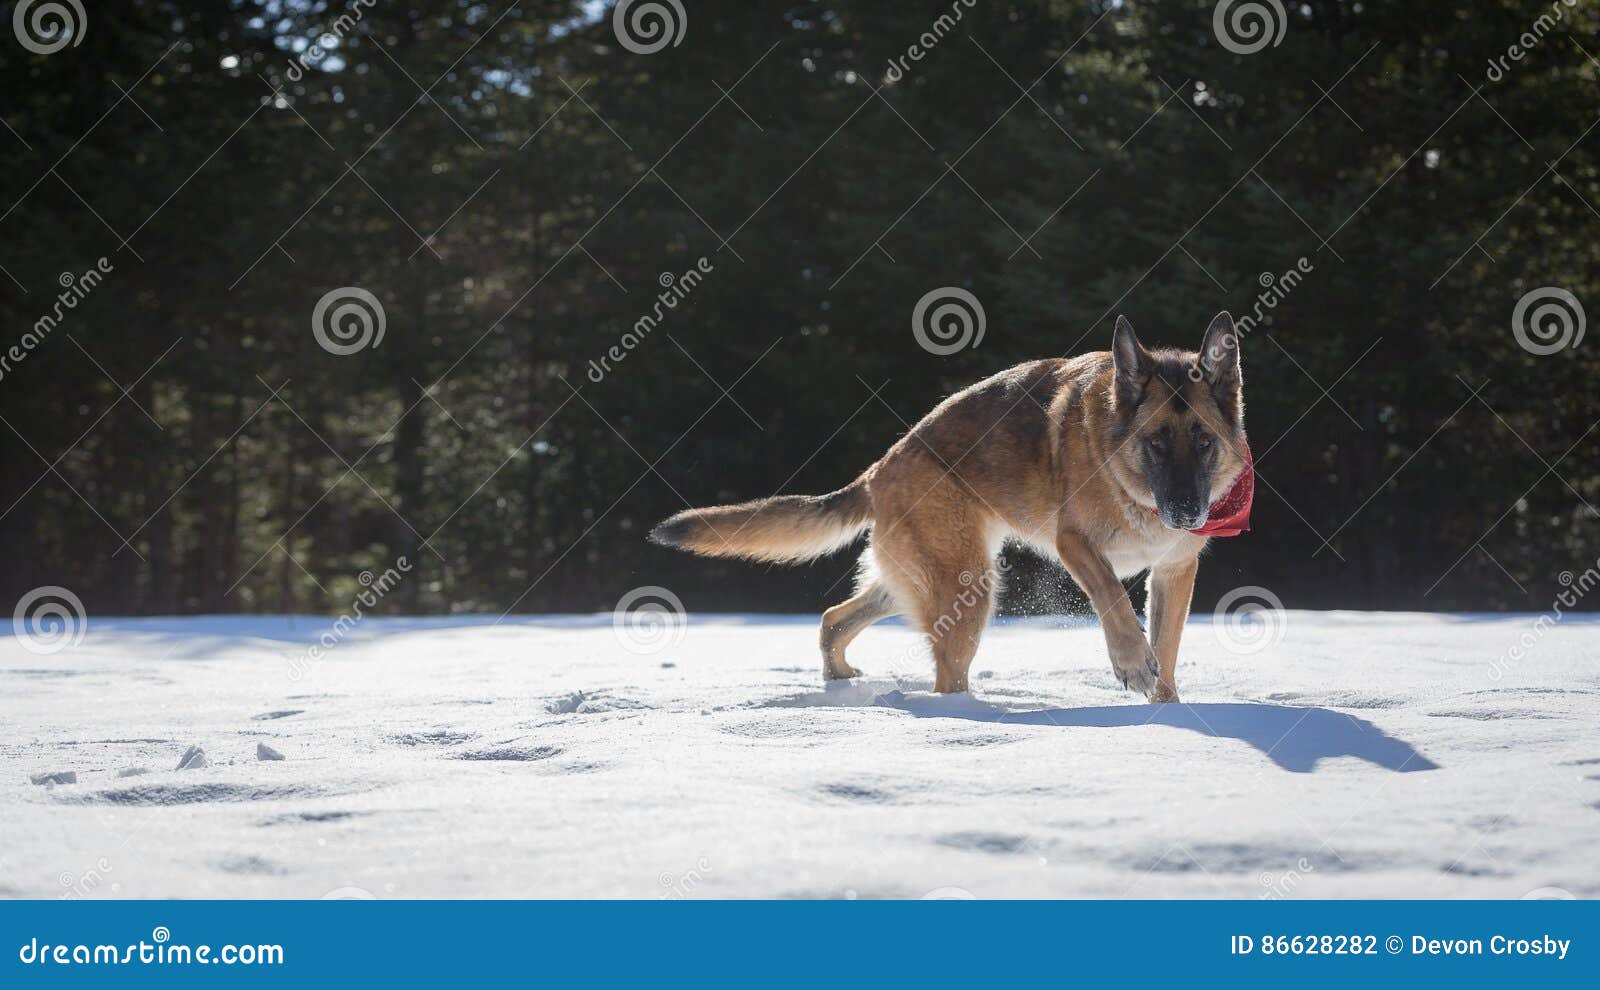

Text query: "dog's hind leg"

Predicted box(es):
[918, 561, 994, 693]
[819, 581, 898, 680]
[873, 519, 995, 694]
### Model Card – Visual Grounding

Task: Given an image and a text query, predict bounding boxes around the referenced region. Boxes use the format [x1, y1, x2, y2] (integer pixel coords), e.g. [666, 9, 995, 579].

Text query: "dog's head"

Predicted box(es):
[1106, 311, 1247, 530]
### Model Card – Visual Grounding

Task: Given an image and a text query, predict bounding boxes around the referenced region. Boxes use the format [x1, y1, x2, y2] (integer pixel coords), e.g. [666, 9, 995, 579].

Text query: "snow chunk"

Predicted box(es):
[256, 743, 286, 762]
[175, 745, 207, 771]
[544, 690, 647, 715]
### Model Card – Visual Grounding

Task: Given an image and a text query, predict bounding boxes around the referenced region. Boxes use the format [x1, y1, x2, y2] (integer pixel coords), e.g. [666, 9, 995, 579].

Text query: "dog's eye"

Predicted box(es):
[1147, 434, 1166, 452]
[1196, 434, 1213, 451]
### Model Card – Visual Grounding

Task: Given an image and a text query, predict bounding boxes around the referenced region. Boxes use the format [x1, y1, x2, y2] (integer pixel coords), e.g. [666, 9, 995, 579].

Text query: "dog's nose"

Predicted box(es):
[1160, 505, 1204, 530]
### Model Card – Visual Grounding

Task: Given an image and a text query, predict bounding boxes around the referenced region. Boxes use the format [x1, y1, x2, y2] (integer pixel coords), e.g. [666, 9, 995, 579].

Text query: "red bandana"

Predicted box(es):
[1154, 439, 1253, 537]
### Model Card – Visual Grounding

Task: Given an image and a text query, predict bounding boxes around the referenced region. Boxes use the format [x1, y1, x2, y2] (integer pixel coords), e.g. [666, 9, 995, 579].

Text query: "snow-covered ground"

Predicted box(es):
[3, 611, 1597, 899]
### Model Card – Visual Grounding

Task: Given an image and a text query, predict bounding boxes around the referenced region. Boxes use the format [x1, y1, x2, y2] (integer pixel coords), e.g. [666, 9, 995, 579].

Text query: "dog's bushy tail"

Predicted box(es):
[649, 474, 873, 563]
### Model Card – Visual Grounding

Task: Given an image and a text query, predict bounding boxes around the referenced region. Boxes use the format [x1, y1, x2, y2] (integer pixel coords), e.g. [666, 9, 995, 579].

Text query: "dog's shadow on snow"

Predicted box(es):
[765, 681, 1438, 774]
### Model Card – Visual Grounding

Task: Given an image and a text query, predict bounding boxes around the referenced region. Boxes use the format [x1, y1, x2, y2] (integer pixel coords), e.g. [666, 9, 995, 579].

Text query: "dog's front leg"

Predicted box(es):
[1055, 528, 1159, 699]
[1146, 556, 1199, 703]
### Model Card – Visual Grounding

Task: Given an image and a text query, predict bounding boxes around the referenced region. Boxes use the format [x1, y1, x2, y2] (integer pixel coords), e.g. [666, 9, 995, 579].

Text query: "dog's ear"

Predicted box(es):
[1112, 315, 1149, 406]
[1198, 311, 1241, 390]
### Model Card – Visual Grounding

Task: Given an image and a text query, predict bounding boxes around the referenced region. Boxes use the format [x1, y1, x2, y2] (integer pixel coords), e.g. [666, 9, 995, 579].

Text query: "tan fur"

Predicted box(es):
[651, 313, 1248, 701]
[650, 478, 874, 563]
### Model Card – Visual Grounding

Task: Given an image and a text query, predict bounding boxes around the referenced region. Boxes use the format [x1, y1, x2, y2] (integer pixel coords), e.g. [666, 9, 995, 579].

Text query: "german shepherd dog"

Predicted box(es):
[651, 312, 1248, 703]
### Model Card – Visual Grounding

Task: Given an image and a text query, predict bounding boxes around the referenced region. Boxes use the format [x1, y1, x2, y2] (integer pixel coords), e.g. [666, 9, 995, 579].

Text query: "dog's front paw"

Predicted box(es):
[823, 663, 863, 681]
[1110, 641, 1160, 700]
